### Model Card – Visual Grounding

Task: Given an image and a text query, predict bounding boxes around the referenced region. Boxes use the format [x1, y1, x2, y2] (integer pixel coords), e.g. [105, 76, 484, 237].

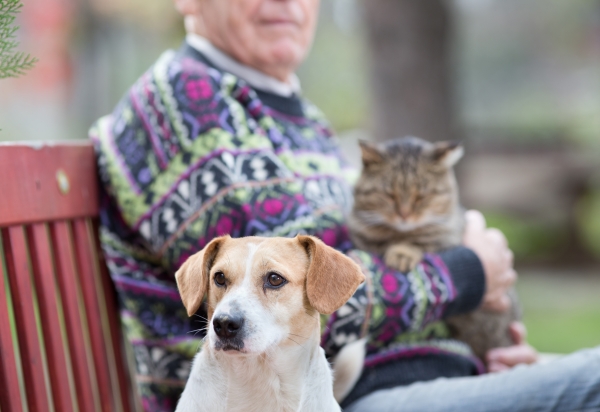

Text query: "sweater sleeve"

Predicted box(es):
[438, 246, 486, 317]
[321, 246, 485, 357]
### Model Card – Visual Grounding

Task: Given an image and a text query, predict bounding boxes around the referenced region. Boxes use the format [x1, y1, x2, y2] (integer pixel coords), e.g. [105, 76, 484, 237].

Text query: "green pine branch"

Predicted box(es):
[0, 0, 37, 79]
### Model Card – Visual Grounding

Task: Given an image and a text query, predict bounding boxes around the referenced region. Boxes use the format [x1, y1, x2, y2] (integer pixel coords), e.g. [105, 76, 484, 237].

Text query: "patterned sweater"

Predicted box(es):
[91, 42, 486, 411]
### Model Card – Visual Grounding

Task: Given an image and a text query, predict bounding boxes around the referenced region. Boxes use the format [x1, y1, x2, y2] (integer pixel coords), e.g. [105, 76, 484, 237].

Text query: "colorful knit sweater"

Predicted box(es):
[91, 42, 486, 411]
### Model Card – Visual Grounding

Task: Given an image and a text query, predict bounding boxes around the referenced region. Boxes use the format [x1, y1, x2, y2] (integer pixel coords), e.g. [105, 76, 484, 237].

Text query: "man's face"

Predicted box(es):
[199, 0, 320, 81]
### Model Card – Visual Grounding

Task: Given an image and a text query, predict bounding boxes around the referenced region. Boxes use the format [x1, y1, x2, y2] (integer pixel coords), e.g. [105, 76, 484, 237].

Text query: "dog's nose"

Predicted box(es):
[213, 315, 244, 339]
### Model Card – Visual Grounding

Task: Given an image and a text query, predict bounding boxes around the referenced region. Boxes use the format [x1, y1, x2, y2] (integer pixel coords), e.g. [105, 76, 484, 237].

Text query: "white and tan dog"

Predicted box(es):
[174, 235, 365, 412]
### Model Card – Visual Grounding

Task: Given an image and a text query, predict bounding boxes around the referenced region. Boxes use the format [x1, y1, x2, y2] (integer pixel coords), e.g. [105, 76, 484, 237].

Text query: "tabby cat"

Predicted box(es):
[348, 136, 520, 361]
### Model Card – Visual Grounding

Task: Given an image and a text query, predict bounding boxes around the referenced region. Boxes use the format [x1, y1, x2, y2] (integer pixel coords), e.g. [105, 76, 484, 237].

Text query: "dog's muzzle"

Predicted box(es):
[213, 313, 245, 351]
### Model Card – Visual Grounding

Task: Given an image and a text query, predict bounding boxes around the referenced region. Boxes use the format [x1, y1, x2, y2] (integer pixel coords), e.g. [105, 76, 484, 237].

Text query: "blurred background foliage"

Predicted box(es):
[0, 0, 598, 352]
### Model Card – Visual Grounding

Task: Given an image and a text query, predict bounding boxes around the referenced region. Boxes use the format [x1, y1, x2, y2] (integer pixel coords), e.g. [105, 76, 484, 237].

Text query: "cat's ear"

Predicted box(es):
[432, 141, 464, 168]
[359, 140, 384, 168]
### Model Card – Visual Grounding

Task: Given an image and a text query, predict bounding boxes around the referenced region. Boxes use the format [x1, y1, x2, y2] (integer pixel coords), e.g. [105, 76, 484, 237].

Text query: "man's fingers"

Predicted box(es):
[496, 294, 511, 312]
[483, 293, 511, 312]
[487, 228, 508, 248]
[464, 210, 486, 235]
[509, 322, 527, 345]
[505, 249, 514, 268]
[504, 269, 517, 288]
[487, 345, 538, 367]
[487, 361, 510, 373]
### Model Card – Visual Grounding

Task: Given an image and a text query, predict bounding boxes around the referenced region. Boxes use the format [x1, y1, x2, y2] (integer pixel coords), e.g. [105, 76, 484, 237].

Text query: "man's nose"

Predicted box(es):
[213, 314, 244, 339]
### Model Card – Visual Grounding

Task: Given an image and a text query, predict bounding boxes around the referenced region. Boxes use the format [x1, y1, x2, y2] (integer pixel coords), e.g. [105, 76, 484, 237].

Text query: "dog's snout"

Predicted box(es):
[213, 315, 244, 339]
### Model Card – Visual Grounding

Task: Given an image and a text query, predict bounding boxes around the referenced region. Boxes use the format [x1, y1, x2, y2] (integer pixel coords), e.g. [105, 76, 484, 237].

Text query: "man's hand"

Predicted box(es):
[486, 322, 539, 372]
[462, 210, 517, 312]
[462, 211, 536, 372]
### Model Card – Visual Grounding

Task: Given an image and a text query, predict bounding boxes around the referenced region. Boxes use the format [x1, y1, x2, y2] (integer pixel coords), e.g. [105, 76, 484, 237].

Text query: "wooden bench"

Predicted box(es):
[0, 142, 136, 412]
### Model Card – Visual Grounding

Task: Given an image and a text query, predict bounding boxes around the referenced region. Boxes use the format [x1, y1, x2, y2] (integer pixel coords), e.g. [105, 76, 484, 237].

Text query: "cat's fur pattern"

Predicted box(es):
[349, 137, 465, 270]
[447, 289, 521, 360]
[348, 136, 520, 361]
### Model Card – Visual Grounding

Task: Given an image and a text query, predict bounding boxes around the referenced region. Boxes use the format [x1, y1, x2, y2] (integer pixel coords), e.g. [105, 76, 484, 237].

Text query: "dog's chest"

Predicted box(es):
[225, 371, 302, 412]
[182, 349, 320, 412]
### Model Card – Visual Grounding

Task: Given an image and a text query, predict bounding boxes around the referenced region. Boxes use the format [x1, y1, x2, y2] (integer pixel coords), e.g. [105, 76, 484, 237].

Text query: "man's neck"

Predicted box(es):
[186, 33, 301, 98]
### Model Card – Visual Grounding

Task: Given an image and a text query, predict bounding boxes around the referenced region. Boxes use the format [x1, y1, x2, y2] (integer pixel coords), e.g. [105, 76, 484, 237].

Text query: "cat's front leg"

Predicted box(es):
[384, 243, 424, 272]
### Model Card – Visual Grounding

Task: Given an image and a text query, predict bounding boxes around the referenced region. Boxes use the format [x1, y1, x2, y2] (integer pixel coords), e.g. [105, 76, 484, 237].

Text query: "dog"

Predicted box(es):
[174, 235, 365, 412]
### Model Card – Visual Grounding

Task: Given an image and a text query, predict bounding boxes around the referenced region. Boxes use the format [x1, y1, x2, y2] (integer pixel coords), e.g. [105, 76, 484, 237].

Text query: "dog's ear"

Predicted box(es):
[297, 235, 366, 315]
[175, 236, 229, 317]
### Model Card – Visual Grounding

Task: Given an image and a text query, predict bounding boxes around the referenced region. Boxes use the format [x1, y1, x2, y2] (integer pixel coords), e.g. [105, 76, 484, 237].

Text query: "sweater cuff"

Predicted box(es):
[438, 246, 486, 317]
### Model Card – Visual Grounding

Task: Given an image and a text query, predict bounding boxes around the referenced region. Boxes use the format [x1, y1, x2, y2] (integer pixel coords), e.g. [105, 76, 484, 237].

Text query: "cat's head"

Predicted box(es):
[353, 136, 463, 231]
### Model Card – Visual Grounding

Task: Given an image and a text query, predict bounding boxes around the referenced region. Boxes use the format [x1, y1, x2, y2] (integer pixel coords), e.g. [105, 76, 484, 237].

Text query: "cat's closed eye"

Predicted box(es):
[431, 188, 451, 195]
[414, 194, 426, 203]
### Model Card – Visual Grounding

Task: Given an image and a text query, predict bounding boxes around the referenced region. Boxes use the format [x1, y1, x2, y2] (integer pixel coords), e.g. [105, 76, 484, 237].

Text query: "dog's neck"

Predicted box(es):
[182, 328, 339, 412]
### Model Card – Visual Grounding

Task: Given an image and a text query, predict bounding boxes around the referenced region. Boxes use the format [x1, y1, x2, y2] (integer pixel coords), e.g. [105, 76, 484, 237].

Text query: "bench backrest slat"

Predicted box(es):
[27, 223, 78, 412]
[0, 231, 27, 412]
[0, 143, 135, 412]
[51, 220, 103, 412]
[2, 226, 54, 412]
[72, 218, 126, 412]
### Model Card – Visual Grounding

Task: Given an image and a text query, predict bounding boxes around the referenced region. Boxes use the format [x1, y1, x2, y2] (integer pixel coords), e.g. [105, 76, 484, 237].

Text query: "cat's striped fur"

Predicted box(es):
[348, 136, 519, 361]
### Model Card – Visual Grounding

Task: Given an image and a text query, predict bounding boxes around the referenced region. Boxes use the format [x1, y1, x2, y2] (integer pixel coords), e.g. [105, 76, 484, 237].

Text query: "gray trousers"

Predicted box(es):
[345, 347, 600, 412]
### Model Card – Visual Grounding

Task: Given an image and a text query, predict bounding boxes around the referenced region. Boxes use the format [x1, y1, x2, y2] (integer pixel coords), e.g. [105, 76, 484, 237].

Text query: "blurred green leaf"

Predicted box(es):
[483, 212, 567, 260]
[0, 0, 37, 79]
[577, 190, 600, 258]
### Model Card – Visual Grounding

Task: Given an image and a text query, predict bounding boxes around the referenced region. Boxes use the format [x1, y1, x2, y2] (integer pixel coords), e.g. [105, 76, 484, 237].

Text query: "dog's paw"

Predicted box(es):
[384, 244, 423, 272]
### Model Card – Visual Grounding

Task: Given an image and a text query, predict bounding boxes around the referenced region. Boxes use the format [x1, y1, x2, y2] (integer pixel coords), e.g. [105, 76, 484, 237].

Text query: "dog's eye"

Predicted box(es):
[266, 272, 286, 288]
[214, 272, 226, 287]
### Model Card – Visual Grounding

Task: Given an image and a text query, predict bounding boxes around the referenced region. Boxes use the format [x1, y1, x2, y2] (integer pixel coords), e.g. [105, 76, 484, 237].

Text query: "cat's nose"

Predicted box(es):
[399, 206, 412, 219]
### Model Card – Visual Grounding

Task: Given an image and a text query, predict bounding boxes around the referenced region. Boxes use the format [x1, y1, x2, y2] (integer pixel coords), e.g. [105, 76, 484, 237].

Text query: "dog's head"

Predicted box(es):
[175, 235, 365, 355]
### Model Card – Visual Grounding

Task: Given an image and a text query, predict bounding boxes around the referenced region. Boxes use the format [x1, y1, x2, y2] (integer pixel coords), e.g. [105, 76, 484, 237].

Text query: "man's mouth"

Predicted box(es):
[259, 18, 299, 28]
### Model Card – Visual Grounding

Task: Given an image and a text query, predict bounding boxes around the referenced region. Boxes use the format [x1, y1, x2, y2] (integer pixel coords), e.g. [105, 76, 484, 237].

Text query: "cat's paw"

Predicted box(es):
[384, 244, 424, 272]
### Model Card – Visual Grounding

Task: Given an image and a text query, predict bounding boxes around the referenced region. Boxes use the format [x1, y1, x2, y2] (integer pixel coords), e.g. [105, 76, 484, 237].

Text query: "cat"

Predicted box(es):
[347, 136, 520, 361]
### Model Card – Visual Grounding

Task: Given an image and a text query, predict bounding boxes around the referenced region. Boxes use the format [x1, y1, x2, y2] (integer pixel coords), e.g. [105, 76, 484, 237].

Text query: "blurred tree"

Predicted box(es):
[362, 0, 456, 142]
[0, 0, 36, 79]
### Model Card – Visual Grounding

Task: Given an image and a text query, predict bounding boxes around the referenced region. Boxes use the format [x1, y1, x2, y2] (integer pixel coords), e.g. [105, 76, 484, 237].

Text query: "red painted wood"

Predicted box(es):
[92, 222, 135, 412]
[0, 143, 98, 227]
[0, 231, 25, 412]
[50, 221, 101, 412]
[2, 227, 52, 412]
[0, 143, 136, 411]
[27, 224, 76, 412]
[72, 219, 118, 412]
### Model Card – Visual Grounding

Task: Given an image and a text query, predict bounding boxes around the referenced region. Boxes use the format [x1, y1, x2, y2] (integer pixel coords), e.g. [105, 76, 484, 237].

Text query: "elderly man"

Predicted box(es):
[91, 0, 599, 411]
